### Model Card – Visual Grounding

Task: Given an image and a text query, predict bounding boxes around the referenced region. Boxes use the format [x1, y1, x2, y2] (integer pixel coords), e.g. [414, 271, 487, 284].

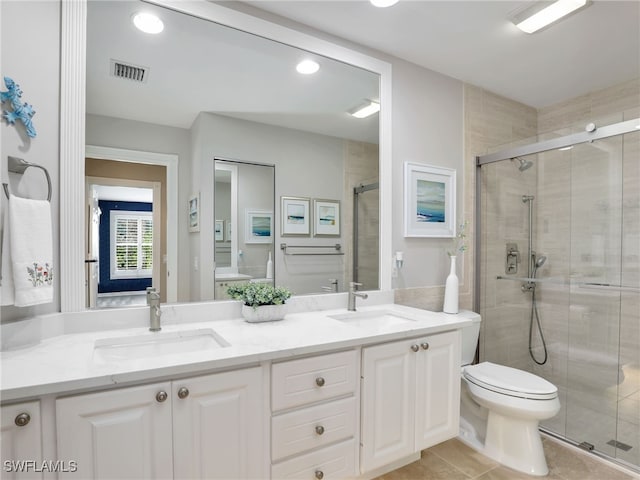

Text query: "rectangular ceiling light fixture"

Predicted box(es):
[350, 100, 380, 119]
[511, 0, 590, 34]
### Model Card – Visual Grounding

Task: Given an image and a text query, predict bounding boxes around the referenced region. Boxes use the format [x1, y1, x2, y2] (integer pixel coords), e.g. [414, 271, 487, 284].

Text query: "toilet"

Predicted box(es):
[459, 314, 560, 476]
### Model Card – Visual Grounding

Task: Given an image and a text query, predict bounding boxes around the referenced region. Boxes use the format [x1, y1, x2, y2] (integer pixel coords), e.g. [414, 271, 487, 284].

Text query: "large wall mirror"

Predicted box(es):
[61, 0, 392, 311]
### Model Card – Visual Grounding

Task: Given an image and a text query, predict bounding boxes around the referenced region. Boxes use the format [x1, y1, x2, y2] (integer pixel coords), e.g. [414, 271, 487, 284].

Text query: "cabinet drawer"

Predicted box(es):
[272, 396, 357, 461]
[271, 439, 357, 479]
[272, 350, 357, 411]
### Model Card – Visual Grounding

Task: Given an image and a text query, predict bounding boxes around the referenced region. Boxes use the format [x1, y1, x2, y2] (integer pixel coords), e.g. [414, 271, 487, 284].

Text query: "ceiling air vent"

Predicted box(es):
[110, 59, 149, 83]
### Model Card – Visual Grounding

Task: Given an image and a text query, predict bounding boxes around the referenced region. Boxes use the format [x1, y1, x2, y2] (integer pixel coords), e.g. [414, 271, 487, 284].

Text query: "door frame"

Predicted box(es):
[86, 145, 178, 303]
[86, 177, 161, 307]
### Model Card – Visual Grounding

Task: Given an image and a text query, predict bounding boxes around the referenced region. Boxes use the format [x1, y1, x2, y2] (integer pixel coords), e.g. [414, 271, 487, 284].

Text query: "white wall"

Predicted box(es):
[191, 113, 346, 298]
[1, 1, 61, 322]
[391, 60, 464, 290]
[86, 114, 192, 302]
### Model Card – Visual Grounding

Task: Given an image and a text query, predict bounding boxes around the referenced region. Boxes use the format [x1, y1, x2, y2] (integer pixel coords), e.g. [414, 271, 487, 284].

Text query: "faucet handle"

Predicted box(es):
[349, 282, 362, 289]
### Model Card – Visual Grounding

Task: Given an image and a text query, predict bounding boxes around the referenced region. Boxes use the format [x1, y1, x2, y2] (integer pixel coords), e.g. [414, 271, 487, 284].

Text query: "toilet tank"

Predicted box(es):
[460, 312, 481, 366]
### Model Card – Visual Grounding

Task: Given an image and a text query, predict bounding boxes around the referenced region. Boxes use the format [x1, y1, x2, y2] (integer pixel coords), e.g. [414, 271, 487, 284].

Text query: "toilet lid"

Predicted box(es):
[463, 362, 558, 400]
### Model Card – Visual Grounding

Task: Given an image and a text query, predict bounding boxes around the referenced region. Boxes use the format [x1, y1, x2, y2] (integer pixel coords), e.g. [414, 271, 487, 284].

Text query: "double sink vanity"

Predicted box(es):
[1, 293, 476, 479]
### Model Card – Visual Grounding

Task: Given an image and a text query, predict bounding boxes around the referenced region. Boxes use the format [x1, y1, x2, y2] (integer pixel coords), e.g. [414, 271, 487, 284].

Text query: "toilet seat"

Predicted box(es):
[463, 362, 558, 400]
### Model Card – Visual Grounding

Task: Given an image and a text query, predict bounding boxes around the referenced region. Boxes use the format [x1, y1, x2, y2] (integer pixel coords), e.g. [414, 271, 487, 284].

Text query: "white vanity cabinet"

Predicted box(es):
[56, 367, 265, 479]
[270, 350, 359, 479]
[360, 330, 461, 473]
[1, 401, 43, 479]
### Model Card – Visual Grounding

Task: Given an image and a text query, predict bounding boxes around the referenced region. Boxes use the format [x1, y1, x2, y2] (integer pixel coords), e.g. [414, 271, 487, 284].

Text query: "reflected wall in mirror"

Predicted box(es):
[213, 159, 275, 300]
[85, 0, 380, 306]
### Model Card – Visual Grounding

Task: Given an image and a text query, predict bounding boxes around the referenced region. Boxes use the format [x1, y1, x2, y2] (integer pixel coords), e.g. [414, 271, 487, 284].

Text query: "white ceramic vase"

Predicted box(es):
[443, 255, 459, 314]
[242, 304, 287, 323]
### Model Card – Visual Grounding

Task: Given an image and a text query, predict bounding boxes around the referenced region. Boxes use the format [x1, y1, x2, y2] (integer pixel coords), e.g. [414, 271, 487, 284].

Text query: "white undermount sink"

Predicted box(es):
[329, 310, 417, 329]
[93, 328, 230, 361]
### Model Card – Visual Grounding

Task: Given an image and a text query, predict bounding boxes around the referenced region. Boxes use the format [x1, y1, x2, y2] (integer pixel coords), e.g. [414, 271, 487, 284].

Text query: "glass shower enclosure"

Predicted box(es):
[475, 116, 640, 471]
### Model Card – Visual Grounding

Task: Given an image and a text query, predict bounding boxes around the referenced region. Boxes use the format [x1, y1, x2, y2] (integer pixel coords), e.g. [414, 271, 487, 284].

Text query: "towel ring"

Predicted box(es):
[3, 156, 52, 202]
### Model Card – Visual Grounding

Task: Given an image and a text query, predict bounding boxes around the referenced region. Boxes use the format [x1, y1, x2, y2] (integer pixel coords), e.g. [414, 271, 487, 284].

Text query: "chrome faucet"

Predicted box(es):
[348, 282, 368, 311]
[321, 278, 339, 293]
[146, 287, 162, 332]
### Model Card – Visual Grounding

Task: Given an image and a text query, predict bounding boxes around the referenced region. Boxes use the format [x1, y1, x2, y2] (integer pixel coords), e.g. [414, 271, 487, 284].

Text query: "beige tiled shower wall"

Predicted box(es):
[462, 85, 538, 366]
[469, 77, 640, 466]
[343, 140, 379, 292]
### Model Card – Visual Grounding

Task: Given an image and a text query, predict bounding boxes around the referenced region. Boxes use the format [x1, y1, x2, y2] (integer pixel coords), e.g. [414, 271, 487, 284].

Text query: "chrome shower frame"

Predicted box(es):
[473, 117, 640, 314]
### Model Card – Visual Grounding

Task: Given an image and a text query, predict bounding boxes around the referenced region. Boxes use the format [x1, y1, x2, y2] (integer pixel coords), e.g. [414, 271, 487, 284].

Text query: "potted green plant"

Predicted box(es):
[227, 282, 292, 322]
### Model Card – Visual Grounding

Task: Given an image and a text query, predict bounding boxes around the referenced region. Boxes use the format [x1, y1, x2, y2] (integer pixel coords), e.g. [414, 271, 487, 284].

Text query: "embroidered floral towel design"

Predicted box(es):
[9, 194, 53, 306]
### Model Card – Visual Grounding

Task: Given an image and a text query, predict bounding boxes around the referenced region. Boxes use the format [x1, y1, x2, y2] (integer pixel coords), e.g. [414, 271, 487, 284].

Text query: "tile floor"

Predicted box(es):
[376, 436, 639, 480]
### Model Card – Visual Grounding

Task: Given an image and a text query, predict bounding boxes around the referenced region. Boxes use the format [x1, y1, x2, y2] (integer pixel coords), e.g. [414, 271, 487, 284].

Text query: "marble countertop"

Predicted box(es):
[0, 303, 478, 402]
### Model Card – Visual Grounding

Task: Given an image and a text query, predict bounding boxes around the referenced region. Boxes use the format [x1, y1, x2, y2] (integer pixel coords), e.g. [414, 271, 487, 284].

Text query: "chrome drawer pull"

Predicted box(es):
[421, 342, 429, 350]
[315, 425, 325, 435]
[14, 413, 30, 427]
[156, 391, 168, 403]
[315, 377, 325, 387]
[410, 344, 419, 352]
[177, 387, 190, 399]
[315, 470, 324, 479]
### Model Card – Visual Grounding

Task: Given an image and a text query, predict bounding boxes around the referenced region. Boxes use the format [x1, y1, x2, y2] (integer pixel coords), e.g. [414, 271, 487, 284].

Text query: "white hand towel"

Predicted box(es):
[8, 194, 54, 306]
[1, 203, 15, 305]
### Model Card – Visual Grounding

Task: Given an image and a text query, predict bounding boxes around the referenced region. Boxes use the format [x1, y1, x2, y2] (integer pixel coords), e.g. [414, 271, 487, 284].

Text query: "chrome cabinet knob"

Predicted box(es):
[156, 391, 168, 403]
[315, 470, 324, 479]
[421, 342, 430, 350]
[315, 377, 325, 387]
[177, 387, 190, 399]
[315, 425, 325, 435]
[410, 344, 420, 352]
[14, 413, 30, 427]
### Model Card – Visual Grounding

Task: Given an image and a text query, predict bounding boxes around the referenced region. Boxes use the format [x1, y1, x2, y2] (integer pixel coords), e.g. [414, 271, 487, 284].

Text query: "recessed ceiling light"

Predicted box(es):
[296, 60, 320, 75]
[370, 0, 399, 7]
[350, 100, 380, 119]
[511, 0, 590, 34]
[132, 12, 164, 34]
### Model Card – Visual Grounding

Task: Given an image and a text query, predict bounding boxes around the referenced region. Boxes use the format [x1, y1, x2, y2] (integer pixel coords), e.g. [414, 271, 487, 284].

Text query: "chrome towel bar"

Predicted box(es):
[280, 243, 343, 255]
[3, 156, 52, 202]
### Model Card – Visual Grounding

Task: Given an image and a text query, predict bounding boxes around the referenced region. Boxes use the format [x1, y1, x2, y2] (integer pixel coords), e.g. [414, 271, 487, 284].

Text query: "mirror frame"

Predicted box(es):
[60, 0, 392, 312]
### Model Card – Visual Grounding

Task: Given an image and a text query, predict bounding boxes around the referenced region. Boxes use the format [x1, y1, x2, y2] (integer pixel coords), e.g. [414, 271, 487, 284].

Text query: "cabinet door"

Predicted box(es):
[361, 339, 416, 473]
[415, 330, 461, 450]
[1, 401, 42, 479]
[172, 366, 265, 480]
[56, 382, 173, 479]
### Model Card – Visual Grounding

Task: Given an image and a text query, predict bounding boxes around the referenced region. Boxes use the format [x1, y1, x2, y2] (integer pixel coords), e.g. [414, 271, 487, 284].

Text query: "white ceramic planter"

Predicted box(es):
[241, 304, 287, 323]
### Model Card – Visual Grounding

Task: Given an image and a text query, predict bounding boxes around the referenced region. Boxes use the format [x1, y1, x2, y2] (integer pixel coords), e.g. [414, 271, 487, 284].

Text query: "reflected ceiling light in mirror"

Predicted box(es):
[296, 59, 320, 75]
[350, 100, 380, 119]
[132, 12, 164, 34]
[510, 0, 590, 34]
[370, 0, 399, 7]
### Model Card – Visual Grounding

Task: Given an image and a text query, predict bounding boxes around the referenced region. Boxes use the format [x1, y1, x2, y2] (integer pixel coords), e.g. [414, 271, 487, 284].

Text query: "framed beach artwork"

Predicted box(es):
[245, 210, 273, 244]
[281, 196, 310, 236]
[404, 162, 456, 237]
[313, 199, 340, 236]
[188, 193, 200, 232]
[215, 220, 224, 241]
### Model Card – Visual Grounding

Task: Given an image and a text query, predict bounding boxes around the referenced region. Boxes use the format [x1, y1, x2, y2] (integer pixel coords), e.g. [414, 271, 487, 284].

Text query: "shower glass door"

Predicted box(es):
[479, 122, 639, 470]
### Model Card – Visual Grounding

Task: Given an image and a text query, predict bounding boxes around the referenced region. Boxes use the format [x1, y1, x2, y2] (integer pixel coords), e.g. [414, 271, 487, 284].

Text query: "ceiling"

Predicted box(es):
[86, 1, 380, 143]
[243, 0, 640, 109]
[87, 1, 639, 144]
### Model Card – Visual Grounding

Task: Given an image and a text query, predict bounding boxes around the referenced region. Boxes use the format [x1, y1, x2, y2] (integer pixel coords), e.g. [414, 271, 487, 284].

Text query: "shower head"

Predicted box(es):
[535, 255, 547, 268]
[513, 157, 534, 172]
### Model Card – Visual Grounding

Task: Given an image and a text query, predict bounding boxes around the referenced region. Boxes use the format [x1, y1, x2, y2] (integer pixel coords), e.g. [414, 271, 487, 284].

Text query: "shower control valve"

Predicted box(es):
[505, 243, 520, 274]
